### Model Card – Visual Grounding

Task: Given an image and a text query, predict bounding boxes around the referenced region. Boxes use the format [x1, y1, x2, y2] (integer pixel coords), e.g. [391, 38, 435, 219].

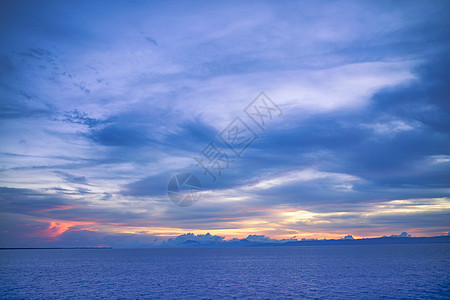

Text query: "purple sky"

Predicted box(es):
[0, 0, 449, 247]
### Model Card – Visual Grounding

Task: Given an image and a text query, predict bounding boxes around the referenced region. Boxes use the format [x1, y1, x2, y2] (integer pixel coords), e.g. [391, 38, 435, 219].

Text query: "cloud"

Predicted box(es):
[163, 233, 224, 247]
[63, 109, 113, 128]
[386, 232, 411, 238]
[0, 0, 449, 247]
[55, 171, 89, 185]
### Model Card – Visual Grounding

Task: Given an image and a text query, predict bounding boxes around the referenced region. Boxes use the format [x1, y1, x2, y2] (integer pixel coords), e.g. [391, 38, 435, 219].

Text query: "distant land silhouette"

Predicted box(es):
[161, 235, 450, 248]
[0, 247, 112, 250]
[2, 235, 449, 249]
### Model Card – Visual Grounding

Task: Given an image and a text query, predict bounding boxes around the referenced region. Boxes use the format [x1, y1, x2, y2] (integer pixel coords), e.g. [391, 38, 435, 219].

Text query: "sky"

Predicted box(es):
[0, 0, 449, 247]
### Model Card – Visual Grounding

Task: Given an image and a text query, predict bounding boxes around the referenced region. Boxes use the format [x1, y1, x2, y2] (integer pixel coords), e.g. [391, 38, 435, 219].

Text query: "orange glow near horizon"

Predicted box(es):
[20, 197, 450, 241]
[27, 219, 99, 238]
[22, 217, 447, 241]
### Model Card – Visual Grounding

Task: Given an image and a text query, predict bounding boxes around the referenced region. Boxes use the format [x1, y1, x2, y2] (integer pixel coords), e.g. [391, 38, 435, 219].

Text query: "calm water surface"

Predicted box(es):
[1, 244, 449, 299]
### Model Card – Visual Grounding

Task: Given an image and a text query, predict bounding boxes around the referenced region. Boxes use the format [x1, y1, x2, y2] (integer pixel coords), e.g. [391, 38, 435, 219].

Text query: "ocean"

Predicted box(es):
[1, 244, 449, 299]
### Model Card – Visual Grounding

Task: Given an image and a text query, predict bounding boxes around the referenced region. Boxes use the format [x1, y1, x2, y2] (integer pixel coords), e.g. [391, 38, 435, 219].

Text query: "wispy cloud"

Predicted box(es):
[1, 0, 449, 247]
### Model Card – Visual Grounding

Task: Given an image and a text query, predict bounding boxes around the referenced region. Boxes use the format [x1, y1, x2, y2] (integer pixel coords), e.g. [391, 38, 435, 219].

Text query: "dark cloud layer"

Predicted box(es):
[0, 0, 449, 247]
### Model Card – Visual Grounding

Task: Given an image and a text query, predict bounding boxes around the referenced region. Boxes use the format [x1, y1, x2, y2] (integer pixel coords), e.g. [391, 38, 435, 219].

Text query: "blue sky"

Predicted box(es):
[0, 0, 449, 247]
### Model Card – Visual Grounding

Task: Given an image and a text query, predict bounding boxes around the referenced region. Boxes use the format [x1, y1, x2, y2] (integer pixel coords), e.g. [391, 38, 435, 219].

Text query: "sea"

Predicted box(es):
[1, 244, 449, 299]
